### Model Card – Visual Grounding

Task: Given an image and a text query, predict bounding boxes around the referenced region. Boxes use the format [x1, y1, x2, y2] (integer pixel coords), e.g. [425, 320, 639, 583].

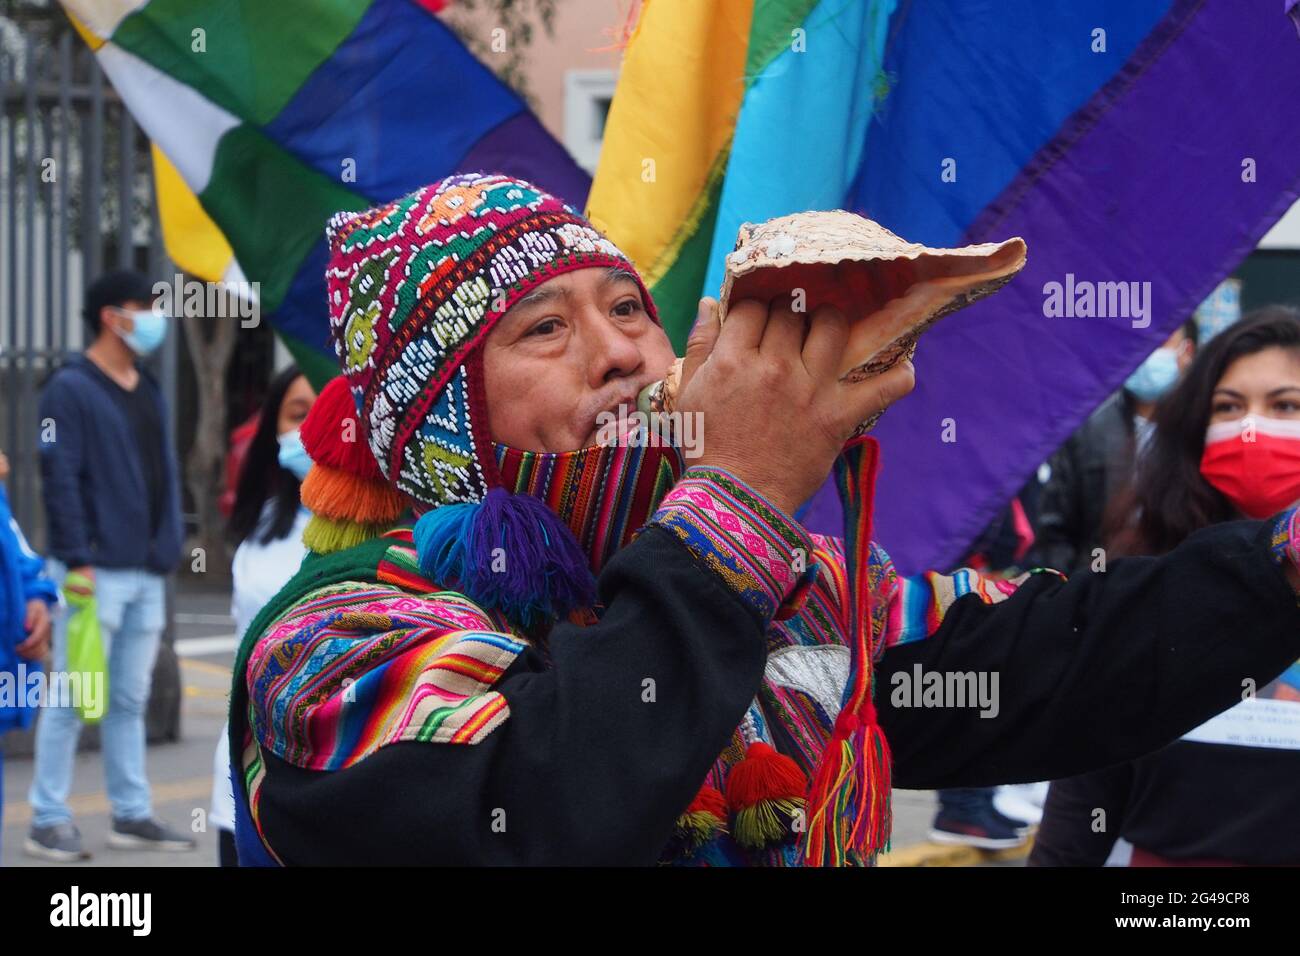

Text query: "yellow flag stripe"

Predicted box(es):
[586, 0, 753, 286]
[65, 9, 106, 52]
[151, 143, 234, 283]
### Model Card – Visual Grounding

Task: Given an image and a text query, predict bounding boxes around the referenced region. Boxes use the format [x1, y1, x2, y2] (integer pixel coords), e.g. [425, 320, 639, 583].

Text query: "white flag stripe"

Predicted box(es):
[62, 0, 151, 42]
[96, 41, 239, 194]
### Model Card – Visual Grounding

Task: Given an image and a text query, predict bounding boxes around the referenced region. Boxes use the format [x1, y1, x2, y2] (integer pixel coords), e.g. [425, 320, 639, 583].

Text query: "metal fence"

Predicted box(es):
[0, 26, 175, 544]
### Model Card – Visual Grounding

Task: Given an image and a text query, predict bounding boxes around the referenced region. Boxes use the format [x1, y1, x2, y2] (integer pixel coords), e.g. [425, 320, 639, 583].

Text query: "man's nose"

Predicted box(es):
[584, 313, 644, 388]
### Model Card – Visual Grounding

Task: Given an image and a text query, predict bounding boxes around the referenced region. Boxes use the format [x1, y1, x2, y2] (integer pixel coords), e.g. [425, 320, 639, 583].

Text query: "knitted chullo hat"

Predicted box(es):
[305, 172, 661, 627]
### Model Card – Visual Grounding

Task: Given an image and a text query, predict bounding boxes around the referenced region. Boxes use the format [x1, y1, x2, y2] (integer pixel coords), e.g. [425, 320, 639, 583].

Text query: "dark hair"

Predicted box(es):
[1107, 306, 1300, 555]
[83, 270, 155, 336]
[1181, 316, 1200, 347]
[227, 365, 308, 547]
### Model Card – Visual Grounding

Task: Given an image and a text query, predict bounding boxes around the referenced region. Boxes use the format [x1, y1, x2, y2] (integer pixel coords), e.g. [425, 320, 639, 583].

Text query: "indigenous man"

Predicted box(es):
[228, 174, 1300, 866]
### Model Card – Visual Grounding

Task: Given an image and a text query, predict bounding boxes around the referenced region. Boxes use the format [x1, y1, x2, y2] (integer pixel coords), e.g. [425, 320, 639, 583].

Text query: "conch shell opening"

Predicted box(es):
[639, 210, 1027, 433]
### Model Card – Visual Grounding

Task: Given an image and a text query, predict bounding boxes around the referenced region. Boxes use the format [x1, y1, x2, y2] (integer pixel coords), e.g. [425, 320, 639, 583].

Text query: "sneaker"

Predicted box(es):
[24, 823, 92, 862]
[990, 805, 1034, 836]
[994, 782, 1046, 828]
[108, 817, 197, 852]
[930, 789, 1027, 850]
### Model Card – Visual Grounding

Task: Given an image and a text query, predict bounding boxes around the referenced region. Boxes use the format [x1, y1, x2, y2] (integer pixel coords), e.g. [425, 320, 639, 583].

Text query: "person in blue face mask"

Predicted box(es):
[1031, 319, 1198, 575]
[26, 270, 190, 862]
[1124, 325, 1198, 452]
[212, 365, 317, 866]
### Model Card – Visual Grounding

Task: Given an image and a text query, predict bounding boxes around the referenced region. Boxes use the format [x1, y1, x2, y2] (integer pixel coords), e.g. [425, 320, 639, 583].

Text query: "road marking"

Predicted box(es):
[180, 657, 232, 678]
[174, 613, 234, 625]
[175, 634, 239, 657]
[184, 686, 228, 699]
[1, 776, 214, 829]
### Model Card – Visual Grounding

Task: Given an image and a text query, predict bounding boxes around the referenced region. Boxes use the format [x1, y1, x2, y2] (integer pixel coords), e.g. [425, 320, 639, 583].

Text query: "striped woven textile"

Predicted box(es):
[652, 468, 818, 621]
[494, 440, 683, 573]
[246, 579, 524, 771]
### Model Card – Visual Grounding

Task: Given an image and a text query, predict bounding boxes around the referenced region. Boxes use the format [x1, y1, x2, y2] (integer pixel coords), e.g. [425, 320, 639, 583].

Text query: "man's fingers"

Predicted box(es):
[835, 359, 916, 434]
[680, 298, 720, 388]
[801, 304, 849, 379]
[15, 633, 47, 660]
[759, 295, 805, 358]
[715, 298, 768, 358]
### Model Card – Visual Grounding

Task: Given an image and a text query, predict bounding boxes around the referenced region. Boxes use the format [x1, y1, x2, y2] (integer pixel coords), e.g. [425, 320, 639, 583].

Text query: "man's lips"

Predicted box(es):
[583, 394, 643, 446]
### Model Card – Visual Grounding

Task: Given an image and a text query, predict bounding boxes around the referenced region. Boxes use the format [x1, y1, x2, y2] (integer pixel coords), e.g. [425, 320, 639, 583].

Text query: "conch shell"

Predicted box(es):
[639, 210, 1027, 433]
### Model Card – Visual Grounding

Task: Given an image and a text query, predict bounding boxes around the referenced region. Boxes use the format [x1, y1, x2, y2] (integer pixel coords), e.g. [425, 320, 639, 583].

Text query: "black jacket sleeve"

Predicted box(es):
[878, 517, 1300, 790]
[254, 525, 771, 866]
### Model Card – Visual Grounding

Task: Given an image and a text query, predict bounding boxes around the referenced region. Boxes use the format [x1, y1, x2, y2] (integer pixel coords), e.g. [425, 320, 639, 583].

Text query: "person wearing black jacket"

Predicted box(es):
[25, 271, 193, 862]
[229, 177, 1300, 867]
[1031, 308, 1300, 867]
[1032, 320, 1197, 572]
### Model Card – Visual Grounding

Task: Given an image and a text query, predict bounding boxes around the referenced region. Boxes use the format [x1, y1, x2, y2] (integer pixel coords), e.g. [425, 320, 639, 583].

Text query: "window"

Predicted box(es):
[564, 69, 619, 174]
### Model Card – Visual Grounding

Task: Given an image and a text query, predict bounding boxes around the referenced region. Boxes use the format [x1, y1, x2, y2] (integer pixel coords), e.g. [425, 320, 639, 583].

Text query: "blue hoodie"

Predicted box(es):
[37, 355, 183, 573]
[0, 486, 59, 733]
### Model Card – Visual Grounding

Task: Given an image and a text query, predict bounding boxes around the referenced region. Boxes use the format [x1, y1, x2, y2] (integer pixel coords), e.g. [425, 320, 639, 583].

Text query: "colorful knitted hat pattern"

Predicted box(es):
[324, 171, 658, 509]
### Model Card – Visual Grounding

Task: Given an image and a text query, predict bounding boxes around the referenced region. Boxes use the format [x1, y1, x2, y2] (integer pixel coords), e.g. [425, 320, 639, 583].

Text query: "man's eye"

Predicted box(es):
[527, 319, 561, 337]
[612, 298, 643, 317]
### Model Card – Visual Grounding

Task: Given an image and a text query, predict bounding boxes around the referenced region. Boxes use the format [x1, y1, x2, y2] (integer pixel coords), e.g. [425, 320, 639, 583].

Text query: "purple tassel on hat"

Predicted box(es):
[412, 487, 596, 629]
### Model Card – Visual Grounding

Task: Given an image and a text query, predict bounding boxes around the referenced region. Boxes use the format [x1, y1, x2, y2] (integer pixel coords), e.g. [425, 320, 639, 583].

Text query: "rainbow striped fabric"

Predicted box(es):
[60, 0, 590, 384]
[590, 0, 1300, 574]
[494, 440, 684, 574]
[245, 578, 523, 771]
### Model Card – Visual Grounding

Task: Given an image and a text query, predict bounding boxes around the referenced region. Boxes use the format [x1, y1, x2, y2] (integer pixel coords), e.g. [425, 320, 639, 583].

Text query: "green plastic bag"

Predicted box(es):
[63, 571, 108, 724]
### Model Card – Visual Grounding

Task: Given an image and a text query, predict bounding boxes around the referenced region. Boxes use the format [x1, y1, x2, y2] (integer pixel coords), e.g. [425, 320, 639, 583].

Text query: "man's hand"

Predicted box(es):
[677, 295, 915, 515]
[65, 566, 95, 597]
[15, 598, 52, 661]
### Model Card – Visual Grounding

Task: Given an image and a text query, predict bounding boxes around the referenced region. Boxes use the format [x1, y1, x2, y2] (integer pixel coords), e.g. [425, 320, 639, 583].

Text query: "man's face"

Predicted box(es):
[482, 266, 676, 452]
[102, 298, 154, 337]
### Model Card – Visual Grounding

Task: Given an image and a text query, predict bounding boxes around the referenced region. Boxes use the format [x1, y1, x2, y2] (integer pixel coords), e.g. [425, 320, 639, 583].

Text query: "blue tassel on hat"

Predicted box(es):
[412, 487, 596, 630]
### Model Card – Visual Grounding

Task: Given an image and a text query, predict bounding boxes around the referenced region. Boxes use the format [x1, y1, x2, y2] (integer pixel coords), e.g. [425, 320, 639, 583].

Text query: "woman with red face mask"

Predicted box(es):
[1030, 307, 1300, 867]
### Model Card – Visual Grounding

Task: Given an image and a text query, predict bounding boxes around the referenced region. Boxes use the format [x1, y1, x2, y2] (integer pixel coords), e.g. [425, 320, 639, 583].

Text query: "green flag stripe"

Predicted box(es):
[111, 0, 371, 125]
[745, 0, 822, 79]
[650, 172, 727, 353]
[280, 329, 340, 390]
[198, 124, 368, 314]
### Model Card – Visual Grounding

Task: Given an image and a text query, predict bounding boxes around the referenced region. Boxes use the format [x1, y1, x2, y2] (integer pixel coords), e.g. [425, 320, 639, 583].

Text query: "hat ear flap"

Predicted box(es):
[299, 376, 411, 554]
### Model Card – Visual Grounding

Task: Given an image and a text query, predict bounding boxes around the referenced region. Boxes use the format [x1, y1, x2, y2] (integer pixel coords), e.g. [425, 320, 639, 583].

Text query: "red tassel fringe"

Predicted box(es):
[300, 376, 385, 481]
[725, 742, 806, 808]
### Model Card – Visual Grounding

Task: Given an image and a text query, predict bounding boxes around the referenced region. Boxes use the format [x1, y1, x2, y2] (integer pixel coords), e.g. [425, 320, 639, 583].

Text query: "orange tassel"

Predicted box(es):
[301, 463, 408, 524]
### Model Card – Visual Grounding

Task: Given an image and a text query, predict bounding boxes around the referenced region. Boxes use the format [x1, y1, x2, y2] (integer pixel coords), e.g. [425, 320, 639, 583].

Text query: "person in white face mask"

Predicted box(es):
[210, 365, 317, 865]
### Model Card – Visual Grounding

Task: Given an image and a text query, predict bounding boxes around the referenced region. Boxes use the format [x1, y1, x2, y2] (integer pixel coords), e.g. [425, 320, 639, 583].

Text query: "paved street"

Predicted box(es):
[2, 583, 235, 868]
[2, 581, 1026, 867]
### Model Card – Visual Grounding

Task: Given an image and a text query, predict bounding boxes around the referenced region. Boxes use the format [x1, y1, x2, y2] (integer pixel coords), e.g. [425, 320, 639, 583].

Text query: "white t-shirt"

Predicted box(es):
[210, 504, 310, 833]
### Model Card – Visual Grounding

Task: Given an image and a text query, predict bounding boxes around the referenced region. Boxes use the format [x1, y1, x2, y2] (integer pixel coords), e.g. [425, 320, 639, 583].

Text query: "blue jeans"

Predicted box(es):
[28, 560, 165, 828]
